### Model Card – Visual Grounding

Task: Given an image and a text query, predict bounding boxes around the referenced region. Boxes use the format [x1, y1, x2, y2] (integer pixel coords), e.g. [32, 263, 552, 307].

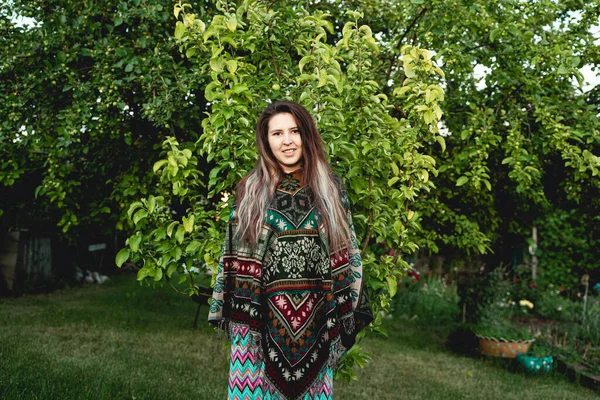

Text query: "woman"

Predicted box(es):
[208, 100, 373, 400]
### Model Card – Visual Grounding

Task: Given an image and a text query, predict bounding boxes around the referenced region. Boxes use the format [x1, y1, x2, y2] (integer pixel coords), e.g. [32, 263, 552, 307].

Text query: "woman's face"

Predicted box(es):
[267, 112, 303, 173]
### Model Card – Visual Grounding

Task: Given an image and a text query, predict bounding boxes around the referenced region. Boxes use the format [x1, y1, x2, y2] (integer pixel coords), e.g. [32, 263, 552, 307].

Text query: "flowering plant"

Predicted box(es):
[470, 266, 535, 341]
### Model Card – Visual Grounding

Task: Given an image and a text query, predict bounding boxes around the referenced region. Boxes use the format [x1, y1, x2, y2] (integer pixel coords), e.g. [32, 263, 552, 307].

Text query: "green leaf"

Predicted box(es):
[185, 47, 197, 58]
[167, 221, 178, 238]
[175, 225, 186, 244]
[226, 60, 238, 73]
[227, 14, 237, 32]
[186, 240, 201, 253]
[456, 176, 469, 186]
[153, 159, 168, 174]
[372, 326, 388, 337]
[154, 268, 163, 281]
[557, 65, 569, 75]
[370, 280, 385, 291]
[388, 177, 400, 186]
[183, 215, 195, 232]
[210, 57, 223, 72]
[115, 248, 130, 267]
[174, 21, 185, 39]
[393, 86, 411, 97]
[298, 55, 314, 73]
[127, 201, 143, 218]
[133, 209, 148, 225]
[129, 234, 142, 253]
[148, 196, 156, 213]
[231, 84, 248, 94]
[386, 276, 397, 297]
[167, 262, 177, 277]
[205, 81, 222, 101]
[137, 268, 149, 281]
[436, 136, 446, 152]
[489, 28, 500, 42]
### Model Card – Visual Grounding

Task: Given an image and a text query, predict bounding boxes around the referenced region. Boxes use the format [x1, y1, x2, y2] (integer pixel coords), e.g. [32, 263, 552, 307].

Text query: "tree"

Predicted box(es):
[0, 0, 209, 243]
[315, 0, 600, 280]
[116, 0, 446, 379]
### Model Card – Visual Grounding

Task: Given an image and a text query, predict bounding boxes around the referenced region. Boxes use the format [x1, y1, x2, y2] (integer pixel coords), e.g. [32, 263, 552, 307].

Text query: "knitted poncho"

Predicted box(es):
[208, 169, 373, 399]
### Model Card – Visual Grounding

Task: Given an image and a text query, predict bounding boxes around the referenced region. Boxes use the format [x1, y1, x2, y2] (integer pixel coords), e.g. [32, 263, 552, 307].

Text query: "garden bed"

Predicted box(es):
[556, 356, 600, 392]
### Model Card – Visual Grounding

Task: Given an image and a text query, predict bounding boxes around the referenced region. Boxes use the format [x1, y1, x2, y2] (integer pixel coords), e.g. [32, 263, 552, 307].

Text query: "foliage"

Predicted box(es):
[0, 0, 210, 240]
[472, 317, 533, 342]
[116, 0, 448, 379]
[3, 0, 600, 382]
[533, 294, 600, 375]
[535, 284, 582, 323]
[3, 1, 599, 275]
[536, 208, 600, 290]
[323, 0, 600, 267]
[527, 342, 554, 358]
[469, 266, 535, 340]
[394, 273, 461, 328]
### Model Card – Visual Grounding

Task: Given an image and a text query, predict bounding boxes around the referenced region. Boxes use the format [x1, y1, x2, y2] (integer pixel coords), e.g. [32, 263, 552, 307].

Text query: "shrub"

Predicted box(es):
[535, 285, 582, 322]
[394, 274, 460, 329]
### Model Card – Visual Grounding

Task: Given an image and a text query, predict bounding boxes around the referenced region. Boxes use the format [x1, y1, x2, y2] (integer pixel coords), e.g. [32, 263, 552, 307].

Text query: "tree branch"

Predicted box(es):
[165, 273, 189, 295]
[494, 83, 524, 114]
[361, 175, 373, 256]
[397, 7, 428, 49]
[267, 39, 281, 78]
[384, 7, 428, 90]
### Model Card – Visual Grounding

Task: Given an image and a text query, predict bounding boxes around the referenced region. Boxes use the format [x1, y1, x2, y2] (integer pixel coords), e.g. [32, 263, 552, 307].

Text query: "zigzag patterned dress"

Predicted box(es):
[208, 169, 373, 400]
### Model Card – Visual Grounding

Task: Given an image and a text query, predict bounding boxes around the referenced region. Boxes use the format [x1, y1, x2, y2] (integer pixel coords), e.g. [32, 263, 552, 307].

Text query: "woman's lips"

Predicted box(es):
[282, 149, 296, 156]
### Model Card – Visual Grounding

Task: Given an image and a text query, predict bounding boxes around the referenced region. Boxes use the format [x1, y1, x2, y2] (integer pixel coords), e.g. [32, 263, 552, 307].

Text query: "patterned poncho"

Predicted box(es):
[208, 169, 373, 400]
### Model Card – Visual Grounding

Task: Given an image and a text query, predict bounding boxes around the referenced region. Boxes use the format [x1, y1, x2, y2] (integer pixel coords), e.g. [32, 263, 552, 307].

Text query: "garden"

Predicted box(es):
[2, 0, 600, 398]
[2, 273, 600, 400]
[394, 264, 600, 392]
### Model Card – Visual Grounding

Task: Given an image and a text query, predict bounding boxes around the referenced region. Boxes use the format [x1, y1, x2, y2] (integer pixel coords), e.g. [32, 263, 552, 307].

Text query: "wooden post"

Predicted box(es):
[531, 226, 538, 282]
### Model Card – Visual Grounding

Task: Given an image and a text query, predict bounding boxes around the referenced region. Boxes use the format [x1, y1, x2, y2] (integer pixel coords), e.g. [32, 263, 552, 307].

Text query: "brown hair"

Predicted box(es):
[235, 100, 351, 253]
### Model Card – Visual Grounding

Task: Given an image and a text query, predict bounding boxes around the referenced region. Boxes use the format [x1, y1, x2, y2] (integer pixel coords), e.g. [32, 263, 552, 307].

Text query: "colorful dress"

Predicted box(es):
[208, 169, 373, 400]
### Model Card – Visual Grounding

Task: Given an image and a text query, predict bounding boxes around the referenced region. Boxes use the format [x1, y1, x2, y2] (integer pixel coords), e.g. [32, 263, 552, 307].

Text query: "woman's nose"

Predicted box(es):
[282, 132, 292, 144]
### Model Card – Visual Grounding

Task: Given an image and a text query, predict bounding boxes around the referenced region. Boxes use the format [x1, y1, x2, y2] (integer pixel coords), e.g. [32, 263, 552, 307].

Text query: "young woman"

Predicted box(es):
[208, 100, 373, 400]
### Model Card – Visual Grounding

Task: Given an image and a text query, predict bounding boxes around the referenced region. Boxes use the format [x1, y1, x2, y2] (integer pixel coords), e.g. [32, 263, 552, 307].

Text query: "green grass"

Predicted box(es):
[0, 275, 597, 400]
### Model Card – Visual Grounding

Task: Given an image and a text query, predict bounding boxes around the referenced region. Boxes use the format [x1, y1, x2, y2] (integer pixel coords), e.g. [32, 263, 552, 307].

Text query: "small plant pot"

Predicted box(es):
[476, 334, 534, 358]
[516, 352, 553, 373]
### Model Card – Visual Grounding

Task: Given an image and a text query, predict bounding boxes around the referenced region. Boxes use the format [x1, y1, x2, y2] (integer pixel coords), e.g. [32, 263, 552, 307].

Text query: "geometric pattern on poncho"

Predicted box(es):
[228, 324, 333, 400]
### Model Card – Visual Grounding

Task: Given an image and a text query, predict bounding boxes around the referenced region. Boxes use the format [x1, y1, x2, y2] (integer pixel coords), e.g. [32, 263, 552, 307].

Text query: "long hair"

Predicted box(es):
[235, 100, 351, 253]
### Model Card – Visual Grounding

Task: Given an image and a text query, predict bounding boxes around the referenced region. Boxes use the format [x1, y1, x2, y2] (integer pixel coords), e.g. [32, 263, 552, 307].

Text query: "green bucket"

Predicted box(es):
[516, 352, 553, 373]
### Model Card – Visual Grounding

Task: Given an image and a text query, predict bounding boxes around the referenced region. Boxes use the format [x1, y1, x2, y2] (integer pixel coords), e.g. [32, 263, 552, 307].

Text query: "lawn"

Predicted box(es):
[0, 275, 596, 400]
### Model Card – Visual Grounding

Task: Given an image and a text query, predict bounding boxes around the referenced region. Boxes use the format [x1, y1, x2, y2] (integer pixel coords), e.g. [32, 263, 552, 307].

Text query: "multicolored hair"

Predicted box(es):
[235, 100, 351, 253]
